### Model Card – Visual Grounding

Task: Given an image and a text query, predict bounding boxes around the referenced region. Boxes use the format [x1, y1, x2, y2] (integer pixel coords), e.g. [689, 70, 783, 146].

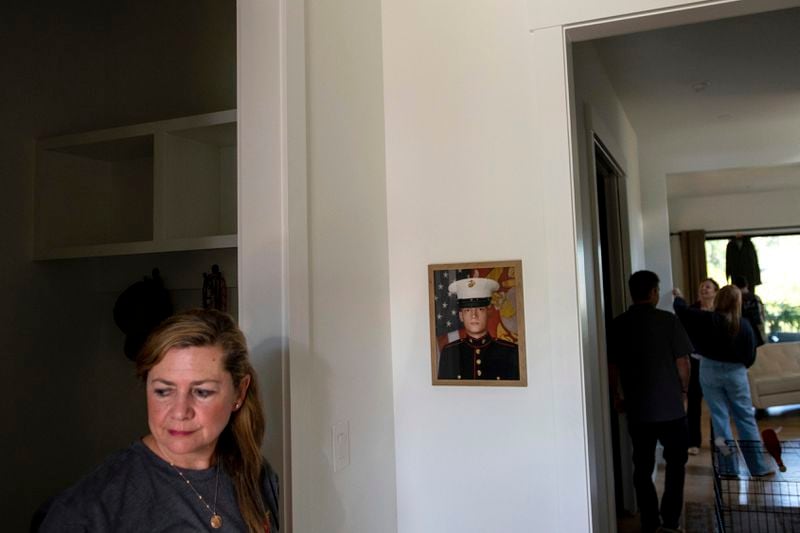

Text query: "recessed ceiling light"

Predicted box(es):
[692, 81, 711, 92]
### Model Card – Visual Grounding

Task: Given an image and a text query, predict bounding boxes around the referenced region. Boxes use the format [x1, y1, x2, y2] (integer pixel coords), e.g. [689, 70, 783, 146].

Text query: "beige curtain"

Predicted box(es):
[679, 230, 707, 302]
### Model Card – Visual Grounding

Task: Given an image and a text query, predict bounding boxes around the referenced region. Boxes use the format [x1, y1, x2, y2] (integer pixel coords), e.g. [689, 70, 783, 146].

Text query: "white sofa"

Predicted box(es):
[748, 341, 800, 409]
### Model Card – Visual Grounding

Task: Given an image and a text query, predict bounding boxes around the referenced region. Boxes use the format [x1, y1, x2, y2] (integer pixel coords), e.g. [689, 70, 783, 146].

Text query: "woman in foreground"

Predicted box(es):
[39, 309, 279, 532]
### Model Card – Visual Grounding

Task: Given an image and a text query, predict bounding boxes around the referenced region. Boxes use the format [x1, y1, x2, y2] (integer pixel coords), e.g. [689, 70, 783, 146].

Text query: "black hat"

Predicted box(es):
[113, 269, 173, 361]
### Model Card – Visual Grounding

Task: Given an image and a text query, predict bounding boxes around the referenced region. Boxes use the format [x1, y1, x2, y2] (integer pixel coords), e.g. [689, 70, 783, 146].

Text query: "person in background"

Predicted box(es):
[732, 274, 766, 346]
[37, 309, 279, 533]
[673, 285, 774, 478]
[609, 270, 692, 533]
[694, 278, 719, 312]
[678, 277, 719, 456]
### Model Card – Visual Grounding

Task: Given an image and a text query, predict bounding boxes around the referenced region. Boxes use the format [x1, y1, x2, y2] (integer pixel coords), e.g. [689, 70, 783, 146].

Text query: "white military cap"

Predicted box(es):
[448, 277, 500, 308]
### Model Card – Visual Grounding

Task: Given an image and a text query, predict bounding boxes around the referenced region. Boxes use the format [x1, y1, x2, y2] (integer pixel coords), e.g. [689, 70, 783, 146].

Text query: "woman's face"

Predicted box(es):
[698, 280, 718, 301]
[146, 345, 248, 468]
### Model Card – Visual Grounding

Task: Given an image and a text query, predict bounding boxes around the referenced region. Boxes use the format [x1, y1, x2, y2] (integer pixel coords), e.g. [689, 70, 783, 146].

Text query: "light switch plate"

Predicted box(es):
[332, 420, 350, 472]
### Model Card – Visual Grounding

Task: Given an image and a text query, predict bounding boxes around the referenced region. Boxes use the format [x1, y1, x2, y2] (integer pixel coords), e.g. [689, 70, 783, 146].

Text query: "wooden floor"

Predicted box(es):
[617, 403, 800, 532]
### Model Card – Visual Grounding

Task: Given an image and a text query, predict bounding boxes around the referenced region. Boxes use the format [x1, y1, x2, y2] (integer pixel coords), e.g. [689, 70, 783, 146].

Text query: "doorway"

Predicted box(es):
[565, 1, 800, 531]
[593, 138, 635, 523]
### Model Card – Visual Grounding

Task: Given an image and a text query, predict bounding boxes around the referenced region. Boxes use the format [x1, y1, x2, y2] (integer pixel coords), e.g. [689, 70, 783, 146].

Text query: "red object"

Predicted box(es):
[762, 428, 787, 472]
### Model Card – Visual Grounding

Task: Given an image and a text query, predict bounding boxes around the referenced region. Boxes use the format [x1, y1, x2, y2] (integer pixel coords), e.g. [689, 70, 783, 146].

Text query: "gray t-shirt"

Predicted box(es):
[38, 440, 279, 532]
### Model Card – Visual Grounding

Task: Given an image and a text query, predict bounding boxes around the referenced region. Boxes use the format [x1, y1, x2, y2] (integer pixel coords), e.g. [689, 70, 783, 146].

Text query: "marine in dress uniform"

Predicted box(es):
[437, 277, 520, 380]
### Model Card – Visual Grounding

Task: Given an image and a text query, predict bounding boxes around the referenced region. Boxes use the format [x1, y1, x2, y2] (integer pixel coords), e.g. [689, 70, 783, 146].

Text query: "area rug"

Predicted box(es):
[686, 499, 800, 532]
[684, 501, 717, 533]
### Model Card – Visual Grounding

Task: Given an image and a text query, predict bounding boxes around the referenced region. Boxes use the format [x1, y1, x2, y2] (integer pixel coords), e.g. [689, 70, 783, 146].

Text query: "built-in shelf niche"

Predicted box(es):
[35, 110, 237, 260]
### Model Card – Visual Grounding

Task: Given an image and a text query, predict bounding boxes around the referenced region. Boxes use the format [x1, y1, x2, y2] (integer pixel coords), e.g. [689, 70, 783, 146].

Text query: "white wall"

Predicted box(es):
[529, 0, 725, 28]
[667, 160, 800, 235]
[285, 0, 399, 532]
[382, 2, 590, 531]
[572, 42, 645, 271]
[670, 235, 684, 290]
[669, 189, 800, 233]
[638, 155, 677, 308]
[236, 0, 288, 525]
[529, 0, 800, 32]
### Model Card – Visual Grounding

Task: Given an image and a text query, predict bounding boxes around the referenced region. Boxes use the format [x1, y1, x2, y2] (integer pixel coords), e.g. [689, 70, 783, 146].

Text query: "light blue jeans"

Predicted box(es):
[699, 358, 772, 476]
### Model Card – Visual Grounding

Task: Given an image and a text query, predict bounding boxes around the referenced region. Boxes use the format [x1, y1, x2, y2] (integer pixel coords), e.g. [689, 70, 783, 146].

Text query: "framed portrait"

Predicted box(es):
[428, 260, 527, 387]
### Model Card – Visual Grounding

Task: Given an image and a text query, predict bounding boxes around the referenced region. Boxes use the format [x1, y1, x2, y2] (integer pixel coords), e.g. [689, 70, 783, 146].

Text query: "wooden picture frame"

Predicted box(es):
[428, 260, 527, 386]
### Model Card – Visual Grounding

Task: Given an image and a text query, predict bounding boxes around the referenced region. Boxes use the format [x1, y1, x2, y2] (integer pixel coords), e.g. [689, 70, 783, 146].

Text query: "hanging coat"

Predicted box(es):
[726, 237, 761, 286]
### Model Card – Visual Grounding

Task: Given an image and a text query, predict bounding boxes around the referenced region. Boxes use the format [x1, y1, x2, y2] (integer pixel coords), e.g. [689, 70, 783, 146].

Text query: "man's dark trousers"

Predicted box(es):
[628, 416, 689, 532]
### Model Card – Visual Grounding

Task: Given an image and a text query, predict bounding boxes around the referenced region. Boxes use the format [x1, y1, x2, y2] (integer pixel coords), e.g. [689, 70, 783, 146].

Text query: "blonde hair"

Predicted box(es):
[137, 309, 268, 533]
[714, 285, 742, 337]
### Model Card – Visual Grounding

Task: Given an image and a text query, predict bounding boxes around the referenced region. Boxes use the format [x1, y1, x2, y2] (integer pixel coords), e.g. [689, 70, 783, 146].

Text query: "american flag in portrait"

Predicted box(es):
[433, 269, 471, 348]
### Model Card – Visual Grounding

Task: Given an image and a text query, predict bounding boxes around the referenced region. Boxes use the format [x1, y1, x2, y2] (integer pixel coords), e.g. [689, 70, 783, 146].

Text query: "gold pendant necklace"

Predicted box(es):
[170, 460, 223, 529]
[153, 439, 223, 529]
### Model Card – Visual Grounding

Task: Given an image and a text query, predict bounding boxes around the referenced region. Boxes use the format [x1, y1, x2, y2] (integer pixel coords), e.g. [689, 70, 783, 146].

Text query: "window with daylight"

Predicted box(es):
[706, 234, 800, 342]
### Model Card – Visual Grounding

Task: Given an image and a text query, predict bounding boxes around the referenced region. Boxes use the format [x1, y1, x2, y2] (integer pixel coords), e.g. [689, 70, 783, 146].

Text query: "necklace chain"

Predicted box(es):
[153, 439, 223, 529]
[168, 460, 222, 528]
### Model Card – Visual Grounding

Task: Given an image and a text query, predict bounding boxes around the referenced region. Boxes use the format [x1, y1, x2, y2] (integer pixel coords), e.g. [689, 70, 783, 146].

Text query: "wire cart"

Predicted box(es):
[713, 439, 800, 532]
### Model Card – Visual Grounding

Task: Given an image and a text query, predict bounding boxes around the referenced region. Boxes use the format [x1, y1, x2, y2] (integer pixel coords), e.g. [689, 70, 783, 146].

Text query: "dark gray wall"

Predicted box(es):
[0, 2, 236, 529]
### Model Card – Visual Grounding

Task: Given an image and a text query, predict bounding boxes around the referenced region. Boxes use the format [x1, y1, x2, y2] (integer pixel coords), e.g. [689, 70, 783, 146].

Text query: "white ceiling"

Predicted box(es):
[590, 7, 800, 197]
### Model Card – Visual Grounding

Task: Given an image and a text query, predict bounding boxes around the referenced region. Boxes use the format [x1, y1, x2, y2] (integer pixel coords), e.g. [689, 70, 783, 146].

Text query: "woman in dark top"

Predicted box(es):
[681, 278, 718, 455]
[673, 285, 773, 477]
[39, 309, 279, 532]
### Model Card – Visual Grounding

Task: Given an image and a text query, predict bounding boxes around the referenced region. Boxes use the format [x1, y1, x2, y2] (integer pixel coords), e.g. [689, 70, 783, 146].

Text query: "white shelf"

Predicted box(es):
[34, 110, 237, 260]
[35, 235, 237, 261]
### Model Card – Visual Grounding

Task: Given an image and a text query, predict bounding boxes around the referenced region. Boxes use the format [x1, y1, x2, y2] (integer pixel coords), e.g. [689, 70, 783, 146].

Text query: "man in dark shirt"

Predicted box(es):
[609, 270, 693, 533]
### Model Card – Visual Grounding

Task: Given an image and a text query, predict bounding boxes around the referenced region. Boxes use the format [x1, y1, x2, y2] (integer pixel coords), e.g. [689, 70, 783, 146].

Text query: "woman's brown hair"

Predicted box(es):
[700, 277, 720, 290]
[714, 285, 742, 337]
[136, 309, 268, 533]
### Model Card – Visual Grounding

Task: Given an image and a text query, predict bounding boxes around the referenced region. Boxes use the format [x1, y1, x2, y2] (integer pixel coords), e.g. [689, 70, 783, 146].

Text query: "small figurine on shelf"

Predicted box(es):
[202, 264, 228, 312]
